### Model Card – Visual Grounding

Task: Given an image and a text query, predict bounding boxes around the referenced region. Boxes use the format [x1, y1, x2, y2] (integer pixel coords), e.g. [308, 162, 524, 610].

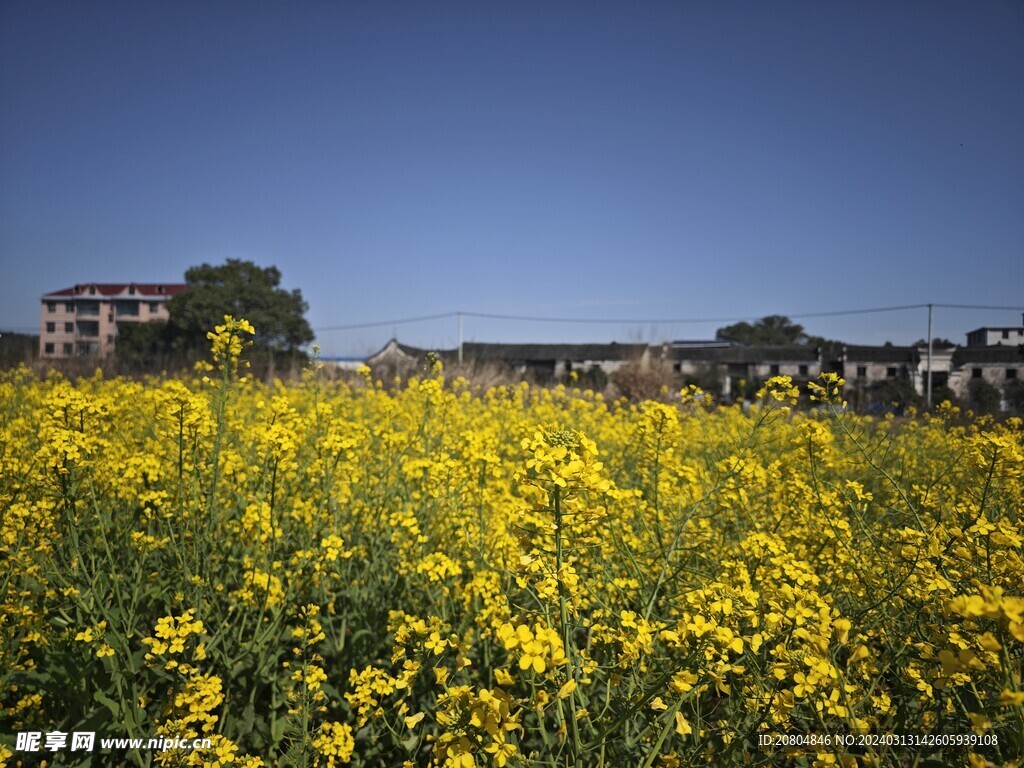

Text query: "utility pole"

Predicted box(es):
[926, 303, 933, 409]
[458, 312, 463, 364]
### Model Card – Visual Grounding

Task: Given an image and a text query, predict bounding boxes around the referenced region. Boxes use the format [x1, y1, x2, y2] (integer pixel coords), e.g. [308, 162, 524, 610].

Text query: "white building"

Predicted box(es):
[966, 325, 1024, 347]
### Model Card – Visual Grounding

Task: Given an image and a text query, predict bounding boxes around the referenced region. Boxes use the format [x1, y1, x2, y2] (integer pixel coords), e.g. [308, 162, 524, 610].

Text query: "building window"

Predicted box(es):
[129, 285, 136, 295]
[115, 300, 140, 316]
[64, 322, 73, 333]
[149, 302, 160, 313]
[886, 367, 897, 377]
[972, 368, 982, 379]
[1008, 368, 1019, 380]
[107, 334, 114, 343]
[47, 302, 56, 312]
[77, 321, 99, 337]
[857, 365, 867, 378]
[88, 286, 95, 294]
[1003, 330, 1009, 339]
[770, 364, 780, 375]
[798, 364, 808, 376]
[63, 343, 73, 355]
[44, 343, 54, 354]
[65, 302, 74, 312]
[45, 322, 55, 333]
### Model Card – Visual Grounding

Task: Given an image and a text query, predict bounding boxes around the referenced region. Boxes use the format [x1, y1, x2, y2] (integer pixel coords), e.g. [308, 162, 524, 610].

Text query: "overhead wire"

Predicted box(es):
[312, 303, 1024, 332]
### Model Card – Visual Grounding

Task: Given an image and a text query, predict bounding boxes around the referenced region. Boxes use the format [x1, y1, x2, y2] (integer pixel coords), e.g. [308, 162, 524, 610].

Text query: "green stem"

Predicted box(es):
[554, 486, 582, 765]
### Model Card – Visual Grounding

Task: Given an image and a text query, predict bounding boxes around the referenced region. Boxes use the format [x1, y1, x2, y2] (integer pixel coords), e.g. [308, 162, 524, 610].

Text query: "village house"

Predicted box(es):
[459, 341, 650, 380]
[365, 338, 649, 382]
[365, 323, 1024, 410]
[840, 345, 919, 388]
[966, 325, 1024, 347]
[665, 342, 822, 398]
[949, 345, 1024, 401]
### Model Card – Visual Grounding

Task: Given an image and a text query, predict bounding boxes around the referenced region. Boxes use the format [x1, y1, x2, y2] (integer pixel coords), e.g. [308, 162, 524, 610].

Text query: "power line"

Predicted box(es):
[314, 312, 456, 332]
[10, 304, 1022, 336]
[787, 304, 928, 319]
[933, 303, 1024, 311]
[462, 304, 931, 324]
[313, 303, 1024, 332]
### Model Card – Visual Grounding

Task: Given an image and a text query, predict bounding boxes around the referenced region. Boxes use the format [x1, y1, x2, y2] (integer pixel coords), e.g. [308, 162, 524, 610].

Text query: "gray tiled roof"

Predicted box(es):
[668, 345, 819, 362]
[460, 342, 648, 362]
[841, 345, 918, 363]
[953, 346, 1024, 365]
[42, 283, 187, 298]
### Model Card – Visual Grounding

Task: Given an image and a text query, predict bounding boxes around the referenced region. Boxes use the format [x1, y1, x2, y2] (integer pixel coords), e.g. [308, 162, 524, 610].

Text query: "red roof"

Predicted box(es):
[43, 283, 188, 298]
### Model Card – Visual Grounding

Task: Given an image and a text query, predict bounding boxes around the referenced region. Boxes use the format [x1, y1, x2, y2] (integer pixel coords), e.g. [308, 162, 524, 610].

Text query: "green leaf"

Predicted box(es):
[271, 713, 287, 745]
[239, 703, 256, 737]
[94, 689, 121, 718]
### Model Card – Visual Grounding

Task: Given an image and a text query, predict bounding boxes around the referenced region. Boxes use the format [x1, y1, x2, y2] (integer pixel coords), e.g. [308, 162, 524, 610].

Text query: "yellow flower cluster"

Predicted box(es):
[312, 721, 355, 766]
[429, 686, 519, 768]
[808, 371, 847, 405]
[0, 325, 1021, 767]
[758, 374, 801, 405]
[74, 620, 115, 658]
[947, 586, 1024, 642]
[496, 622, 568, 674]
[142, 610, 206, 662]
[205, 314, 255, 374]
[518, 427, 610, 492]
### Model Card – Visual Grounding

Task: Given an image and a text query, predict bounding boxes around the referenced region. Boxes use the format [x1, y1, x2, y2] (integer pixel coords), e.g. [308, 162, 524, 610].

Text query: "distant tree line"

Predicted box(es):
[0, 332, 38, 368]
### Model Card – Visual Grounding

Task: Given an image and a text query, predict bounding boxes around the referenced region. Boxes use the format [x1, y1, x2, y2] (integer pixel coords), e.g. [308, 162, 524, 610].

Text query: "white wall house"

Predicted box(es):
[966, 326, 1024, 347]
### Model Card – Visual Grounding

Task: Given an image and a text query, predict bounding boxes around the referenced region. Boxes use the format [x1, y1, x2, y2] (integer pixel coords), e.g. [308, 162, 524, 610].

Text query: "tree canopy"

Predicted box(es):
[912, 338, 957, 348]
[167, 260, 313, 354]
[715, 315, 808, 346]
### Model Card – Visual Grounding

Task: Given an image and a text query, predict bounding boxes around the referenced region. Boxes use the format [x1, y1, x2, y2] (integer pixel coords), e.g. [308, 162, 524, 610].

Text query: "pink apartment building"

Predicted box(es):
[39, 282, 187, 358]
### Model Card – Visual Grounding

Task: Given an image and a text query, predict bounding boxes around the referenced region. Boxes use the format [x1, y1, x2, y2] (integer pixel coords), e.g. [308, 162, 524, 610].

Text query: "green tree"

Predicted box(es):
[167, 260, 313, 355]
[968, 377, 1001, 414]
[117, 321, 171, 366]
[0, 332, 37, 369]
[715, 315, 808, 346]
[912, 338, 957, 348]
[868, 377, 921, 414]
[1006, 379, 1024, 414]
[805, 334, 844, 363]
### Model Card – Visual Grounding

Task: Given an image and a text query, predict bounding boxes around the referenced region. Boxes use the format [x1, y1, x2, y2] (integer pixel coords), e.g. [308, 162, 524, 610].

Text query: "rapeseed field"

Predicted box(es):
[1, 318, 1021, 767]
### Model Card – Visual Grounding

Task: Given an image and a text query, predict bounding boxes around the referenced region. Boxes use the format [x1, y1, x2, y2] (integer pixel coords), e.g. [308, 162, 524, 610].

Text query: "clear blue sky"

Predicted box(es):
[2, 1, 1022, 356]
